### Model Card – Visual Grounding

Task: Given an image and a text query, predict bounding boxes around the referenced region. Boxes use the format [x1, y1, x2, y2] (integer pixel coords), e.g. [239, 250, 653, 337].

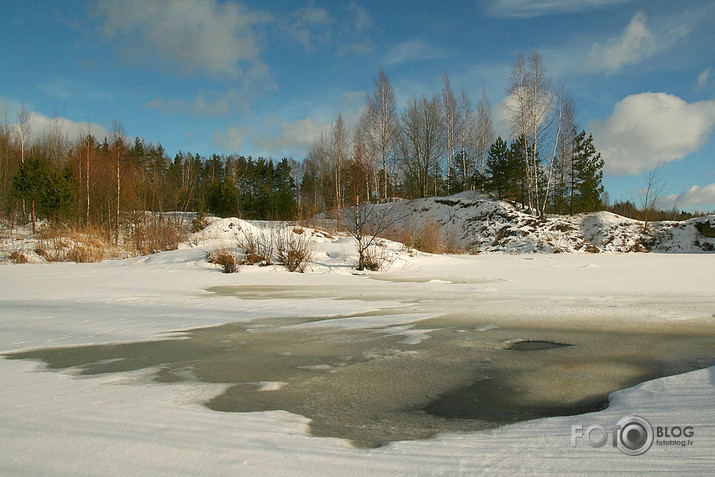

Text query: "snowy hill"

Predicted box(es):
[347, 191, 715, 254]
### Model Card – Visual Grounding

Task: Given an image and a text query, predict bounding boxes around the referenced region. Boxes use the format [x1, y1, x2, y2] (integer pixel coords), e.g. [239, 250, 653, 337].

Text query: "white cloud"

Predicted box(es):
[93, 0, 271, 79]
[255, 118, 323, 156]
[212, 125, 250, 152]
[8, 110, 109, 145]
[146, 81, 276, 117]
[385, 39, 450, 66]
[486, 0, 630, 18]
[283, 2, 333, 51]
[696, 67, 713, 90]
[660, 183, 715, 211]
[585, 11, 691, 74]
[282, 2, 374, 56]
[588, 92, 715, 176]
[38, 75, 115, 102]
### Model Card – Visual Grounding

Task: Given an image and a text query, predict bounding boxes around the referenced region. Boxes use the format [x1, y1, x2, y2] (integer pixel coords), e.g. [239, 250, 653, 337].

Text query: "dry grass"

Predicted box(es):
[207, 247, 241, 273]
[275, 228, 315, 273]
[9, 250, 29, 264]
[129, 214, 187, 256]
[191, 215, 210, 233]
[240, 228, 275, 266]
[35, 224, 114, 263]
[359, 244, 390, 271]
[381, 219, 466, 254]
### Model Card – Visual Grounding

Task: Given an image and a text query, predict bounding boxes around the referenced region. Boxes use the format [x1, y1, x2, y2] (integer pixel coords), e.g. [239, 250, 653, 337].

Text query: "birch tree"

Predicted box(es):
[474, 89, 495, 184]
[456, 88, 476, 191]
[365, 68, 399, 202]
[442, 73, 457, 194]
[110, 120, 126, 243]
[504, 51, 554, 212]
[15, 104, 31, 166]
[400, 94, 444, 199]
[327, 113, 350, 227]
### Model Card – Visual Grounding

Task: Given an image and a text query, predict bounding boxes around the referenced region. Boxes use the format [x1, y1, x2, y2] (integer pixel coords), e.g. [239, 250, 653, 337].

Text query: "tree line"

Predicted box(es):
[1, 114, 298, 236]
[301, 51, 605, 223]
[0, 50, 629, 238]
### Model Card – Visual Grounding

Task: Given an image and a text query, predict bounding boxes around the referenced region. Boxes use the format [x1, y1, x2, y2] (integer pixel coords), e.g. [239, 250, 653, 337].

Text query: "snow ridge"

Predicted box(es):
[359, 191, 715, 254]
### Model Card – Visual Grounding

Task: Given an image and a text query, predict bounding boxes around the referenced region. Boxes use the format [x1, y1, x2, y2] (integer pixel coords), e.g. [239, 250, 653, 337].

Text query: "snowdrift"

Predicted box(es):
[346, 191, 715, 254]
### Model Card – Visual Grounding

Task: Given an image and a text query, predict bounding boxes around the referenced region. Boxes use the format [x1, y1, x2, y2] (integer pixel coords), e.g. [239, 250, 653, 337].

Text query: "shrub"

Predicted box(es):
[130, 214, 186, 255]
[207, 248, 241, 273]
[191, 214, 210, 233]
[35, 224, 110, 263]
[695, 221, 715, 238]
[359, 244, 390, 271]
[275, 228, 314, 273]
[240, 229, 274, 266]
[9, 250, 29, 264]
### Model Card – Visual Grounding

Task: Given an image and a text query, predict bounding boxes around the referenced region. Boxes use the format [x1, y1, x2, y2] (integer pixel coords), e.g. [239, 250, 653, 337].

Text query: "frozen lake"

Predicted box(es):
[7, 284, 714, 448]
[2, 251, 714, 475]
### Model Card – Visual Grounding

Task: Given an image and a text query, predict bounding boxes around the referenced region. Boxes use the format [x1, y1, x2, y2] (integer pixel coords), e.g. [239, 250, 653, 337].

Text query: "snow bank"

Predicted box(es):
[0, 246, 713, 475]
[341, 191, 715, 254]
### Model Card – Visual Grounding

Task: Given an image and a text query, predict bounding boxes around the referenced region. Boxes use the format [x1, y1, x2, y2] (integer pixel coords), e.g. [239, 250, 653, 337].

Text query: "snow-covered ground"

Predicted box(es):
[1, 216, 714, 475]
[341, 191, 715, 254]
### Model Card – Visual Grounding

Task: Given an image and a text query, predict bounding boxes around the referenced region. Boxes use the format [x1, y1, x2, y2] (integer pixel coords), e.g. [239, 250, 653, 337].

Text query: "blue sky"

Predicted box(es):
[2, 0, 714, 211]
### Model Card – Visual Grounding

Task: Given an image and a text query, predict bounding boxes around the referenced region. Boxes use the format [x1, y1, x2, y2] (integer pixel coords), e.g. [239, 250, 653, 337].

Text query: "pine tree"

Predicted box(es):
[12, 156, 47, 233]
[485, 137, 511, 199]
[570, 130, 604, 213]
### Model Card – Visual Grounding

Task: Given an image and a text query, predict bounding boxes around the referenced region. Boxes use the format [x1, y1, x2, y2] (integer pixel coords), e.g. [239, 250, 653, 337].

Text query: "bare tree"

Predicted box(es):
[80, 127, 95, 225]
[12, 104, 34, 219]
[0, 108, 10, 214]
[365, 68, 399, 202]
[504, 51, 554, 212]
[15, 104, 31, 166]
[639, 162, 667, 233]
[527, 50, 553, 212]
[400, 94, 444, 199]
[325, 113, 350, 228]
[442, 73, 457, 194]
[110, 120, 126, 243]
[346, 122, 387, 270]
[355, 111, 379, 202]
[474, 89, 495, 181]
[457, 88, 476, 191]
[38, 112, 68, 167]
[541, 83, 574, 215]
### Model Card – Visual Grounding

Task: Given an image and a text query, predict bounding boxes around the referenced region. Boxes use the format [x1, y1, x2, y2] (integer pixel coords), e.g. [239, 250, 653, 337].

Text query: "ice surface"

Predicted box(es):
[1, 220, 714, 474]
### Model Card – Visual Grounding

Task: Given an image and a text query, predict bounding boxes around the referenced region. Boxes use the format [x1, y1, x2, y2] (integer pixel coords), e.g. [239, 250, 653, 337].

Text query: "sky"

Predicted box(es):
[1, 0, 714, 211]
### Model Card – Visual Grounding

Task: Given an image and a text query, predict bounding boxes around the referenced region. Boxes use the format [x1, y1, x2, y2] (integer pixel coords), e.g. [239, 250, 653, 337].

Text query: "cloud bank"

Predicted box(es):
[93, 0, 271, 79]
[486, 0, 630, 18]
[585, 11, 692, 74]
[589, 92, 715, 176]
[661, 183, 715, 211]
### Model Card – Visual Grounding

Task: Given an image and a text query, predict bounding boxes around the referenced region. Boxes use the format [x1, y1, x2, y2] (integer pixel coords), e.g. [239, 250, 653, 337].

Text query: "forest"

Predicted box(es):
[0, 51, 696, 245]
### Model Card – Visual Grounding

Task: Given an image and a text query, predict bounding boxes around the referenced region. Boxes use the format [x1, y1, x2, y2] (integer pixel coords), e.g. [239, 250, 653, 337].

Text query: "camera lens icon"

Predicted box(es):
[616, 416, 653, 456]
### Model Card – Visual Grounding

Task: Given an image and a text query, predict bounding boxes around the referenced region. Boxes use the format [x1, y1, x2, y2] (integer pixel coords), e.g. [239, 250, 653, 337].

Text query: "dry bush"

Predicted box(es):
[275, 228, 315, 273]
[130, 214, 186, 255]
[695, 221, 715, 238]
[191, 214, 210, 233]
[382, 219, 443, 253]
[439, 225, 466, 254]
[412, 219, 444, 253]
[9, 250, 29, 264]
[379, 219, 467, 255]
[207, 247, 241, 273]
[240, 229, 274, 266]
[35, 224, 110, 263]
[360, 244, 391, 271]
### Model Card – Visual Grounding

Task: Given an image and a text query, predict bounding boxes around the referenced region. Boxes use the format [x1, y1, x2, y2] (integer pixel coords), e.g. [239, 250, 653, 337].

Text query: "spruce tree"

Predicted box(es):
[485, 137, 510, 199]
[571, 130, 604, 213]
